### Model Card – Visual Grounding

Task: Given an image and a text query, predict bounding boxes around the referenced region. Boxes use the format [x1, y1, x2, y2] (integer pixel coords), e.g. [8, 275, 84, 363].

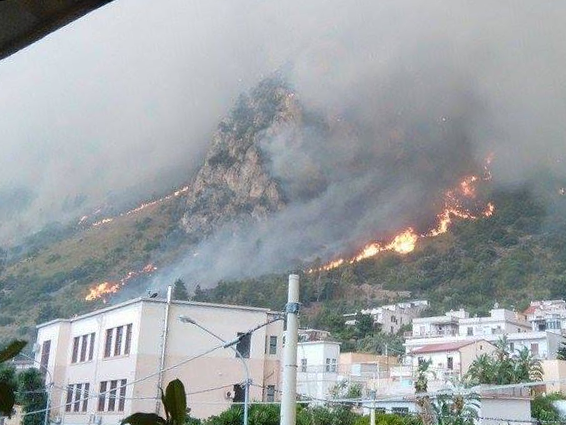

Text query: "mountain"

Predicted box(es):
[180, 78, 291, 241]
[1, 74, 566, 350]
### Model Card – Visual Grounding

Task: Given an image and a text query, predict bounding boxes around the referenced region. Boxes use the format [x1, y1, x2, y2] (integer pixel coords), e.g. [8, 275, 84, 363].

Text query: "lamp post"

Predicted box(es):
[178, 315, 251, 425]
[18, 352, 53, 425]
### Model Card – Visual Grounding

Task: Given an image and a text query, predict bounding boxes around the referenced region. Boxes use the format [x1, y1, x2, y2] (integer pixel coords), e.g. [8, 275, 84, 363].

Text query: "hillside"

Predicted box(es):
[1, 73, 565, 350]
[194, 183, 566, 334]
[0, 76, 300, 345]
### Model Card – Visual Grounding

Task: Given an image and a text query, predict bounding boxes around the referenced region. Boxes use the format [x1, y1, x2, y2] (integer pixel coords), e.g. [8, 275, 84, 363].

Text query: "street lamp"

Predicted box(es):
[178, 315, 251, 425]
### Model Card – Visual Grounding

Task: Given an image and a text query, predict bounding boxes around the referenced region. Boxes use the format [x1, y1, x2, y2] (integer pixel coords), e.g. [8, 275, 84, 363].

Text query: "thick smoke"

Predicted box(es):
[1, 0, 564, 287]
[151, 0, 566, 288]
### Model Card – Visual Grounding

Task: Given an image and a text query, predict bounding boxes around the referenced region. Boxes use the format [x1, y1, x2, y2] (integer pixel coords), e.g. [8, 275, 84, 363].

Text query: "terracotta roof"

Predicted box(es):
[523, 305, 537, 315]
[410, 340, 479, 354]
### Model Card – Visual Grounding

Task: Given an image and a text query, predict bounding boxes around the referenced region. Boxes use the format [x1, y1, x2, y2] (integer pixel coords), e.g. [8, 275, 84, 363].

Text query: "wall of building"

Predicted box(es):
[543, 359, 566, 393]
[479, 397, 532, 425]
[297, 341, 340, 402]
[34, 298, 284, 423]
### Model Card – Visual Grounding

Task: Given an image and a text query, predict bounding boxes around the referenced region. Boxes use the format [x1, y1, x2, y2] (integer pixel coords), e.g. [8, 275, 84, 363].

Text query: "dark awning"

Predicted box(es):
[0, 0, 114, 61]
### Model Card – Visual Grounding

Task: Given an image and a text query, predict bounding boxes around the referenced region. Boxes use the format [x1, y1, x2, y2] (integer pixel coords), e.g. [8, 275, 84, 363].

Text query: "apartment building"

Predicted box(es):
[409, 340, 496, 380]
[407, 307, 565, 360]
[525, 300, 566, 333]
[344, 300, 429, 334]
[34, 292, 283, 423]
[297, 340, 340, 402]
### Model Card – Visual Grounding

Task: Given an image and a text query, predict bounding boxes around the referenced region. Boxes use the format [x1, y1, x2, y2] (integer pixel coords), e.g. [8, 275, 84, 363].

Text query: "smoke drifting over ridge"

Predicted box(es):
[145, 1, 566, 288]
[1, 0, 565, 287]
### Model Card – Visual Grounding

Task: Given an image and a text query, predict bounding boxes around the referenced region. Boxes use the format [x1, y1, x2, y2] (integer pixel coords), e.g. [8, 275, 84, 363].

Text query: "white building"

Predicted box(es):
[345, 300, 429, 334]
[297, 340, 341, 402]
[34, 292, 283, 423]
[525, 300, 566, 333]
[364, 387, 532, 425]
[409, 340, 496, 381]
[407, 307, 565, 360]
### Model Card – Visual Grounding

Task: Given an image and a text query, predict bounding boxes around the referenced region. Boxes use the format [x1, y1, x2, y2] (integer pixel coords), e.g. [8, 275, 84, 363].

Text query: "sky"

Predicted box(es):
[1, 0, 565, 278]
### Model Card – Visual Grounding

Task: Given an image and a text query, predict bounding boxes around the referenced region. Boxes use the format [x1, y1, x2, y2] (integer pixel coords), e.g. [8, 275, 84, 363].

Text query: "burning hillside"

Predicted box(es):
[309, 161, 495, 273]
[85, 264, 157, 302]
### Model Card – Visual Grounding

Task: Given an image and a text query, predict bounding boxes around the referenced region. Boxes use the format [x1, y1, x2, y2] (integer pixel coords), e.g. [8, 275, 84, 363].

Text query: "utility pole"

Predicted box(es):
[280, 274, 299, 425]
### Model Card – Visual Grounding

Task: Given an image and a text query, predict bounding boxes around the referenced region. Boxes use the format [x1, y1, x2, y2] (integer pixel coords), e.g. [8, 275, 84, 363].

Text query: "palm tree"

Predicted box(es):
[465, 353, 496, 385]
[513, 347, 543, 383]
[432, 390, 479, 425]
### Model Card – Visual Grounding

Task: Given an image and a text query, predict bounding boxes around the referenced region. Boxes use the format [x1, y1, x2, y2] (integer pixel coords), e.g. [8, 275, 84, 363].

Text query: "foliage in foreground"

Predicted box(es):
[531, 393, 566, 423]
[0, 340, 26, 417]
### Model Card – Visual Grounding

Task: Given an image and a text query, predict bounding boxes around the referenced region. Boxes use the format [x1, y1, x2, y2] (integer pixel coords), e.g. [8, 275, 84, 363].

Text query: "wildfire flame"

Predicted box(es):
[309, 160, 495, 273]
[85, 263, 158, 302]
[81, 185, 191, 228]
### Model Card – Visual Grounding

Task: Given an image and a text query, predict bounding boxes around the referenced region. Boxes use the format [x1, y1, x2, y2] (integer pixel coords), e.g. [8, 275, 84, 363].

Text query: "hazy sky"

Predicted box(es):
[1, 0, 565, 252]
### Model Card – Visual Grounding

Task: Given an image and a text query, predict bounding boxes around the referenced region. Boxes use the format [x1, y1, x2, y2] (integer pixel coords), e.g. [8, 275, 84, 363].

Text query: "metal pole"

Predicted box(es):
[156, 286, 173, 414]
[280, 274, 299, 425]
[43, 383, 52, 425]
[178, 317, 251, 425]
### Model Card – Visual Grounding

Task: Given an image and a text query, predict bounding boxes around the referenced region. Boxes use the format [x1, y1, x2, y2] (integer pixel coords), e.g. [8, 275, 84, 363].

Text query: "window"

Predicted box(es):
[104, 329, 113, 357]
[509, 342, 515, 352]
[233, 384, 245, 403]
[467, 327, 473, 336]
[72, 337, 80, 363]
[266, 385, 275, 402]
[98, 381, 107, 411]
[104, 325, 133, 358]
[72, 333, 96, 363]
[124, 324, 132, 355]
[326, 358, 337, 372]
[80, 336, 88, 362]
[269, 336, 277, 355]
[65, 383, 90, 413]
[118, 379, 127, 411]
[236, 332, 251, 358]
[301, 358, 307, 372]
[88, 333, 95, 361]
[114, 327, 123, 356]
[108, 380, 118, 411]
[447, 356, 453, 370]
[417, 357, 425, 366]
[531, 343, 539, 356]
[40, 340, 51, 371]
[98, 380, 127, 412]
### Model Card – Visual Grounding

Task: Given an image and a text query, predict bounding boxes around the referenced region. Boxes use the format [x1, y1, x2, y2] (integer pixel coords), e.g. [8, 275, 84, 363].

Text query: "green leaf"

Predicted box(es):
[0, 340, 27, 363]
[0, 382, 15, 417]
[121, 413, 166, 425]
[164, 379, 187, 425]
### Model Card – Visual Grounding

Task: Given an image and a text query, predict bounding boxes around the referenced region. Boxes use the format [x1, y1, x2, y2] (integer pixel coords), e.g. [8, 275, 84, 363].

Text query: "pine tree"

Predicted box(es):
[172, 279, 189, 301]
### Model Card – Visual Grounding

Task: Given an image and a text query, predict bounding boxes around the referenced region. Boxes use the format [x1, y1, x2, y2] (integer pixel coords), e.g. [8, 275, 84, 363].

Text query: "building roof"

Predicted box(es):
[37, 296, 279, 328]
[410, 340, 480, 354]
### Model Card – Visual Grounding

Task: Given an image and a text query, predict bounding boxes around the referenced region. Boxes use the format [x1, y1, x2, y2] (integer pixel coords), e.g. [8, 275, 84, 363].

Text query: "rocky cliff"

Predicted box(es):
[180, 77, 301, 241]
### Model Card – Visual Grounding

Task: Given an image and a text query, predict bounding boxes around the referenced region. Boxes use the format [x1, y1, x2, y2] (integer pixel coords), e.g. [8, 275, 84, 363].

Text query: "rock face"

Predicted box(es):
[181, 77, 300, 241]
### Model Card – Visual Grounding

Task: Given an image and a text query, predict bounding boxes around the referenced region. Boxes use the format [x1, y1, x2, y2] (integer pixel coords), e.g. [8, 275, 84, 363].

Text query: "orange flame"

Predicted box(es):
[310, 159, 495, 273]
[84, 263, 158, 302]
[82, 185, 190, 228]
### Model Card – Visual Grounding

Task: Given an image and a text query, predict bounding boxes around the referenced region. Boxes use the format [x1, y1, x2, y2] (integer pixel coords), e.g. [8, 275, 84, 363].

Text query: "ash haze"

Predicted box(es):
[148, 0, 566, 289]
[1, 0, 565, 285]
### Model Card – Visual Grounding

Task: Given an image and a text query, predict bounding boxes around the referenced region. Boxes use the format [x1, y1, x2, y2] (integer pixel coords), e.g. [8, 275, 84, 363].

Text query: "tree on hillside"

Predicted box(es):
[17, 369, 47, 425]
[173, 278, 189, 301]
